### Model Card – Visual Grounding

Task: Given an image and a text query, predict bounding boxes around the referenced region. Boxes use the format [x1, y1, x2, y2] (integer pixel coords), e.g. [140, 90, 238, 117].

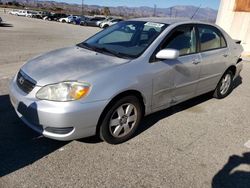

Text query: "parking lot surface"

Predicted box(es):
[1, 11, 250, 188]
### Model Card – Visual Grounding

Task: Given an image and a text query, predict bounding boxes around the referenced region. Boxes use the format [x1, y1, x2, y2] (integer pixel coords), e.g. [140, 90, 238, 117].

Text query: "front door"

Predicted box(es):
[151, 24, 201, 109]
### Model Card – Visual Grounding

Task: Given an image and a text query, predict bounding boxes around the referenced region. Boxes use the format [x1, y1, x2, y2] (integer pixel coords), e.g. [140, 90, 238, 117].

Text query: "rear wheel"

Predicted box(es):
[99, 96, 142, 144]
[213, 70, 234, 99]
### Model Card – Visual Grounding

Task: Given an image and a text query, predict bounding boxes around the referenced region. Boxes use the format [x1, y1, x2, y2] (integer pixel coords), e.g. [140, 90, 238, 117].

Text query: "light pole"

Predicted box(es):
[153, 4, 157, 17]
[82, 0, 84, 16]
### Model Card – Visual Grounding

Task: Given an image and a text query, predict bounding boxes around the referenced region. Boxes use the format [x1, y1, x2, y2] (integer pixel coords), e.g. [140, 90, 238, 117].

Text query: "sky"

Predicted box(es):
[52, 0, 220, 10]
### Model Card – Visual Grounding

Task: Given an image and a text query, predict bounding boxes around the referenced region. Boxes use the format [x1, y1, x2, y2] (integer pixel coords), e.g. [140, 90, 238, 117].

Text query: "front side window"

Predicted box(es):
[161, 25, 197, 56]
[78, 21, 168, 58]
[198, 25, 227, 52]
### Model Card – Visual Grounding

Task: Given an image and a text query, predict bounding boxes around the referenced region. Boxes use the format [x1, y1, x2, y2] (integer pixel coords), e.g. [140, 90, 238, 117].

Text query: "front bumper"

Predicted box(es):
[9, 77, 109, 141]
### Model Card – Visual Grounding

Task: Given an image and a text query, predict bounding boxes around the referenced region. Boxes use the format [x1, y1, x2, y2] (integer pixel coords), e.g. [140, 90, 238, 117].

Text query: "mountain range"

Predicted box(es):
[0, 0, 218, 22]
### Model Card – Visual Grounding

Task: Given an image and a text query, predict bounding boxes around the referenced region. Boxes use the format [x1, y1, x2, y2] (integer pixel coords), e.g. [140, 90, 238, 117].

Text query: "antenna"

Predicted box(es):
[191, 4, 201, 19]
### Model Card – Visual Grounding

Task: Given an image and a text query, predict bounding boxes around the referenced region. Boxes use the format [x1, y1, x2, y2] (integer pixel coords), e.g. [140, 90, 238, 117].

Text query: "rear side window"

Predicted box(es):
[162, 25, 197, 56]
[198, 25, 227, 52]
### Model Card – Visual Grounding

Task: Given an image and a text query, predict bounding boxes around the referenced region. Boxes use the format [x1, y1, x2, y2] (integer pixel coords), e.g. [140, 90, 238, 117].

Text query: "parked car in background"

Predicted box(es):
[100, 18, 124, 28]
[9, 9, 19, 15]
[81, 17, 106, 27]
[71, 16, 88, 25]
[9, 18, 243, 144]
[17, 10, 30, 17]
[96, 17, 113, 27]
[33, 11, 50, 19]
[17, 10, 28, 16]
[46, 13, 68, 21]
[26, 11, 38, 18]
[59, 15, 78, 23]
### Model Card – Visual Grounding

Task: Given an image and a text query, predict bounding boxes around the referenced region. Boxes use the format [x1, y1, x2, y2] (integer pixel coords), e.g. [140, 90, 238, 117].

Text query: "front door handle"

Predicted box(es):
[223, 54, 229, 58]
[192, 59, 200, 65]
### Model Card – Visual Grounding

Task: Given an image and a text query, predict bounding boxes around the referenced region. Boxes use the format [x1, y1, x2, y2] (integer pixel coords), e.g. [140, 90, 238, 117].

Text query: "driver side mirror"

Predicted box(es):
[156, 49, 179, 60]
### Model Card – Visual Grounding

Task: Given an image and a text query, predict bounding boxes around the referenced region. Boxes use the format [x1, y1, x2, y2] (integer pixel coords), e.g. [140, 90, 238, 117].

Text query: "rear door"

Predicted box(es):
[196, 24, 229, 95]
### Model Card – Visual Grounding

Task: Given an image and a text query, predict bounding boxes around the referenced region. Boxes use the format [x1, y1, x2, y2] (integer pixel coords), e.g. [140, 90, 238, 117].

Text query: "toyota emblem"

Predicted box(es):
[18, 76, 25, 85]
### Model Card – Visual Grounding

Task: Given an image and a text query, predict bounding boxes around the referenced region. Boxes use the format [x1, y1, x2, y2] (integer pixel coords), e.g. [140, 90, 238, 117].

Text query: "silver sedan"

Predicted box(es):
[9, 18, 243, 144]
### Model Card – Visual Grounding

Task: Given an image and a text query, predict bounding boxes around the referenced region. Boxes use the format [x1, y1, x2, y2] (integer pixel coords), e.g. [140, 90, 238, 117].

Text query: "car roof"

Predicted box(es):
[130, 17, 213, 26]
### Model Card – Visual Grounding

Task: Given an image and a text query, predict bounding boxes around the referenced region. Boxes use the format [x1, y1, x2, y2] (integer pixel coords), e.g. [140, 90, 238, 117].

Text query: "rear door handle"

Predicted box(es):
[223, 54, 229, 58]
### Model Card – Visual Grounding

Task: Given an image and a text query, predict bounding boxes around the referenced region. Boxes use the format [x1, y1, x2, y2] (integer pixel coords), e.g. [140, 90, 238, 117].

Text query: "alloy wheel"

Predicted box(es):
[109, 103, 138, 138]
[220, 74, 232, 95]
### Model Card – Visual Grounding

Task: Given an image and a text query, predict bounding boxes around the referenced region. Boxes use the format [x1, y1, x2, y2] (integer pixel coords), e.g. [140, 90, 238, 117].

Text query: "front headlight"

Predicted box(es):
[36, 82, 91, 102]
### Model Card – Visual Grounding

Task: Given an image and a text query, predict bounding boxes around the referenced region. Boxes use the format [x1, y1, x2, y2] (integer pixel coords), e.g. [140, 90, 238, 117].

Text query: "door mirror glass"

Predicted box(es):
[156, 49, 180, 60]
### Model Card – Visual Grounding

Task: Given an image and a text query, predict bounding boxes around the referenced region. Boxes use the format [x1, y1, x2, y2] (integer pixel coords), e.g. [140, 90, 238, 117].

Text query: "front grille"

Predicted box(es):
[16, 70, 36, 94]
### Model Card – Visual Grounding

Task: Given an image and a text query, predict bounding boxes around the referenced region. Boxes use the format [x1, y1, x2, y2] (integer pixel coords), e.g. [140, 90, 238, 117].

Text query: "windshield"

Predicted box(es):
[77, 21, 168, 59]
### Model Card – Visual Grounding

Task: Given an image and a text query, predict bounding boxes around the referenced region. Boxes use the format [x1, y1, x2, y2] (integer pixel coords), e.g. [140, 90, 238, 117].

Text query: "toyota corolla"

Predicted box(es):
[9, 18, 243, 144]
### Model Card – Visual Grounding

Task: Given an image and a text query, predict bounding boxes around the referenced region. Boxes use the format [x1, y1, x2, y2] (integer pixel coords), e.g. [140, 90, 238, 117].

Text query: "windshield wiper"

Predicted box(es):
[77, 43, 134, 59]
[92, 46, 133, 59]
[77, 42, 93, 50]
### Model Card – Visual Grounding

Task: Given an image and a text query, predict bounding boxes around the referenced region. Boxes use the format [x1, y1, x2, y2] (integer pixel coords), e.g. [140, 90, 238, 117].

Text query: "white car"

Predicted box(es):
[59, 15, 78, 23]
[17, 10, 30, 17]
[96, 17, 113, 27]
[100, 18, 123, 28]
[9, 9, 19, 16]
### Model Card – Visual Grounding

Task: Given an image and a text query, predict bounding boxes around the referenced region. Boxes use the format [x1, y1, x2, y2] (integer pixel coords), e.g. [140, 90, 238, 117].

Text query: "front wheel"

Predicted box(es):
[214, 71, 234, 99]
[99, 96, 142, 144]
[103, 25, 109, 29]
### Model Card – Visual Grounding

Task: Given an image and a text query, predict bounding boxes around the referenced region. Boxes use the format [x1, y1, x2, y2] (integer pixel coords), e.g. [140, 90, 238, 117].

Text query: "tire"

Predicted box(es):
[62, 20, 66, 23]
[103, 25, 109, 29]
[99, 96, 142, 144]
[213, 70, 234, 99]
[84, 22, 87, 26]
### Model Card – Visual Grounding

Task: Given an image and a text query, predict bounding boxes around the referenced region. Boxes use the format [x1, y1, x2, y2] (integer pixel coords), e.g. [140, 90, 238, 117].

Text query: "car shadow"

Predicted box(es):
[212, 152, 250, 188]
[0, 23, 13, 27]
[0, 95, 67, 177]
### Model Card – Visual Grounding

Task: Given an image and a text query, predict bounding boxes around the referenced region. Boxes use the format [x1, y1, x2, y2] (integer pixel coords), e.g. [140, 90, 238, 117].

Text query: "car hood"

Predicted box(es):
[21, 46, 130, 86]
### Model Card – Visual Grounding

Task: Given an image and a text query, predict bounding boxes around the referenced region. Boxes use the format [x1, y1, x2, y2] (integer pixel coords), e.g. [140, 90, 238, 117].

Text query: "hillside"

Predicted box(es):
[0, 0, 217, 21]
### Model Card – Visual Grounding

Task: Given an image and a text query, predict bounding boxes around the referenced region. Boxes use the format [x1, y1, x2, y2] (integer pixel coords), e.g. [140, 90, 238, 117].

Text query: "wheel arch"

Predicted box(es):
[95, 90, 146, 135]
[225, 65, 236, 76]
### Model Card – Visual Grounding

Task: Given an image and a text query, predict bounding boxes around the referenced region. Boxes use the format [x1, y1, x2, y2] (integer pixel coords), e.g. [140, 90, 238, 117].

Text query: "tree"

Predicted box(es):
[90, 9, 101, 16]
[54, 7, 64, 13]
[103, 7, 110, 16]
